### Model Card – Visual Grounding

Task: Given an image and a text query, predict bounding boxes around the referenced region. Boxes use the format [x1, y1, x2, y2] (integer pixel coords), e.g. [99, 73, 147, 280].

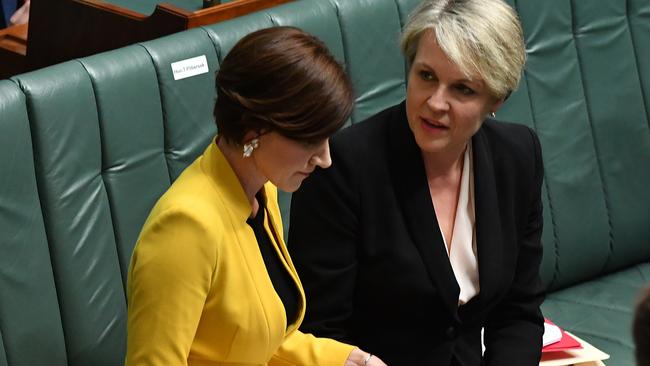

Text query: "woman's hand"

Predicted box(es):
[345, 348, 387, 366]
[9, 0, 30, 26]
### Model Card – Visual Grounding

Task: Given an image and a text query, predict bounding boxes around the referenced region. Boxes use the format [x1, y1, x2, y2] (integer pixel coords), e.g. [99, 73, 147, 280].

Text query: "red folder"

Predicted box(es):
[542, 319, 582, 353]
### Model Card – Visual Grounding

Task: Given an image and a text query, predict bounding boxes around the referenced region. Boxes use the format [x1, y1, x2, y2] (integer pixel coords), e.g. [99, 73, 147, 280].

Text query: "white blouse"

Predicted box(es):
[439, 142, 480, 305]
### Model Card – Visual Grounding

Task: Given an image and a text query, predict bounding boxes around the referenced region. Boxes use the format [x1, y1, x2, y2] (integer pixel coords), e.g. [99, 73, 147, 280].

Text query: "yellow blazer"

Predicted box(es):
[125, 139, 354, 366]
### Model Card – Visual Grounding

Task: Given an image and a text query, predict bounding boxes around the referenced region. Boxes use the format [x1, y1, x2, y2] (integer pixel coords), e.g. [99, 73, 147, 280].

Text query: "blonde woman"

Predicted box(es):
[289, 1, 545, 365]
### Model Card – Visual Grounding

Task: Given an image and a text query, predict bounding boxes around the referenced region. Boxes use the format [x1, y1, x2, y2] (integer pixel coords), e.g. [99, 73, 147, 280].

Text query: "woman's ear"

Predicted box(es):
[242, 130, 259, 144]
[242, 129, 268, 144]
[491, 97, 506, 115]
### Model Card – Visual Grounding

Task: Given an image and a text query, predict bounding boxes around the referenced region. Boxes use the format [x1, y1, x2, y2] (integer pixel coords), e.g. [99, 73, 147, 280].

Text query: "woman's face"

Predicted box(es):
[253, 132, 332, 192]
[406, 31, 502, 157]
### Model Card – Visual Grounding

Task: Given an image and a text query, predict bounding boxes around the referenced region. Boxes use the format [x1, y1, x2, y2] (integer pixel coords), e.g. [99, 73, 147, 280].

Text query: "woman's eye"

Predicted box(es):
[456, 84, 475, 95]
[419, 70, 434, 81]
[301, 139, 326, 150]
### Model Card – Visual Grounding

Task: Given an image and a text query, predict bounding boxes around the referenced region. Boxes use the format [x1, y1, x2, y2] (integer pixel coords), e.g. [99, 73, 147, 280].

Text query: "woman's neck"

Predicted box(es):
[216, 137, 266, 215]
[422, 143, 467, 181]
[422, 143, 467, 248]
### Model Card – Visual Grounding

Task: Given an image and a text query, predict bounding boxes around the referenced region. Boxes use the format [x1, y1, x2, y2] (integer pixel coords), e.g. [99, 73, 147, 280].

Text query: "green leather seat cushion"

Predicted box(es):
[542, 262, 650, 366]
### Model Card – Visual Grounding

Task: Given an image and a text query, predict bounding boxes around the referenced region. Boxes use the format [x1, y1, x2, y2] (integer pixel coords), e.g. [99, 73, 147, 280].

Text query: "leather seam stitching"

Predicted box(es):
[569, 0, 615, 273]
[135, 43, 175, 185]
[624, 0, 650, 130]
[514, 0, 561, 290]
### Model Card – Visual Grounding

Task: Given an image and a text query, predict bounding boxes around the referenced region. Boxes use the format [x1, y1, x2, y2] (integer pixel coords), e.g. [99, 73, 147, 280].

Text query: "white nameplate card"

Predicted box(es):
[171, 55, 209, 80]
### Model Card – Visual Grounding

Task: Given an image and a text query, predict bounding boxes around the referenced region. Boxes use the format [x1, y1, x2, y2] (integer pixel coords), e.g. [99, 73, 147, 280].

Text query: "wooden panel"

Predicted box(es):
[157, 0, 293, 27]
[0, 24, 27, 55]
[0, 24, 28, 79]
[0, 0, 294, 79]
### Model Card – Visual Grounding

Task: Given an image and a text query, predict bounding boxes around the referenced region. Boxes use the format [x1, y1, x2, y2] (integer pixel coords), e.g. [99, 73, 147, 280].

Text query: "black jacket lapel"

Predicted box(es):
[387, 102, 461, 320]
[469, 126, 504, 309]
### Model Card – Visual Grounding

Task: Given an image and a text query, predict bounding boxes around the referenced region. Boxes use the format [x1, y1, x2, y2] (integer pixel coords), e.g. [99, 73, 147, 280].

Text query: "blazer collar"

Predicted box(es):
[201, 138, 307, 330]
[387, 102, 504, 318]
[465, 128, 504, 312]
[201, 137, 260, 221]
[388, 102, 461, 319]
[199, 137, 291, 256]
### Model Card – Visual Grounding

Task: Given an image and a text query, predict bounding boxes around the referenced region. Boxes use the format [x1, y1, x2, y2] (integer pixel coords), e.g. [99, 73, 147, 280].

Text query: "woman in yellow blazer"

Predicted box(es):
[124, 27, 386, 366]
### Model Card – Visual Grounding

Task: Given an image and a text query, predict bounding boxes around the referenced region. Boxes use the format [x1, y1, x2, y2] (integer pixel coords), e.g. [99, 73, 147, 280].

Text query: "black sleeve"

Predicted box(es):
[288, 141, 360, 344]
[483, 127, 546, 365]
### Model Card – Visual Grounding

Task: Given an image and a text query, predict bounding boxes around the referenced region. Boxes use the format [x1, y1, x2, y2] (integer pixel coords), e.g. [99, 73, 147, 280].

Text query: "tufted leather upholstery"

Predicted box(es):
[500, 1, 650, 363]
[0, 0, 649, 365]
[499, 2, 650, 363]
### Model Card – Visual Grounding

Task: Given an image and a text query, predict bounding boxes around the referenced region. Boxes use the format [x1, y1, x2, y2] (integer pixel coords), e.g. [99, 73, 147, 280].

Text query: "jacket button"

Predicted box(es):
[445, 326, 457, 339]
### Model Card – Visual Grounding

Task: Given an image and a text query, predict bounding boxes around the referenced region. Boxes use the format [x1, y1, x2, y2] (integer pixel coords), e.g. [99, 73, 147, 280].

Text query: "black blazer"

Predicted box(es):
[289, 102, 545, 366]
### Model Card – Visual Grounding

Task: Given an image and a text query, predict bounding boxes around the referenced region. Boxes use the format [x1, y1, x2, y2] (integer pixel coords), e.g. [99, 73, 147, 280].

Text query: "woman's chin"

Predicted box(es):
[276, 180, 303, 193]
[415, 138, 447, 155]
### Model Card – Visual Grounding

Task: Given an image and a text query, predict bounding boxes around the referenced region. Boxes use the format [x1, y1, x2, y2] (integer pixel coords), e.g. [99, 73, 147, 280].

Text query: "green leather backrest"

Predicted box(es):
[13, 62, 128, 366]
[1, 0, 649, 364]
[138, 29, 219, 181]
[496, 0, 650, 291]
[11, 32, 220, 366]
[79, 45, 170, 287]
[0, 81, 68, 366]
[324, 0, 406, 123]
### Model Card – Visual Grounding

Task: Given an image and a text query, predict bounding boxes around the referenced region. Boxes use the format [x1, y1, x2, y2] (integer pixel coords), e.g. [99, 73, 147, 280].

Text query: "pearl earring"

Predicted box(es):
[490, 112, 496, 118]
[242, 138, 259, 158]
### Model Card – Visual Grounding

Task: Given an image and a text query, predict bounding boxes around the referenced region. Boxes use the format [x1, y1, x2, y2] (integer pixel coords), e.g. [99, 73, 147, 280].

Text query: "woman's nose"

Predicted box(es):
[311, 140, 332, 169]
[426, 87, 450, 112]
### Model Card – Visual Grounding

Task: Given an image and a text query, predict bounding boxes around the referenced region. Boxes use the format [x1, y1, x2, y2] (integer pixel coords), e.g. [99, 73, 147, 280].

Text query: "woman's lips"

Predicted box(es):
[420, 117, 449, 133]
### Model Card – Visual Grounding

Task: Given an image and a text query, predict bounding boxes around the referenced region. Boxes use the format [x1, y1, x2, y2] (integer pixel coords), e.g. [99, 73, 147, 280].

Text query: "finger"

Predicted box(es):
[9, 4, 29, 25]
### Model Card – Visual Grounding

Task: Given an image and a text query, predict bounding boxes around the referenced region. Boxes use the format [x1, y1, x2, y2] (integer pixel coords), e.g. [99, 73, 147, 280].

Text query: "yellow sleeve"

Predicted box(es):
[269, 329, 355, 366]
[125, 206, 218, 366]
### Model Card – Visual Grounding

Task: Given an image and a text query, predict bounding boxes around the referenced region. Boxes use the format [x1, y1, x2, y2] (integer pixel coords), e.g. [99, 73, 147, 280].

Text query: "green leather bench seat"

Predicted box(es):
[0, 0, 649, 365]
[543, 263, 650, 365]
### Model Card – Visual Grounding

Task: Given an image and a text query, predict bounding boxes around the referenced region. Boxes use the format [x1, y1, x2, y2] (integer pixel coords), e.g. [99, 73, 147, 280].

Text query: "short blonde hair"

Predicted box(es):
[401, 0, 526, 99]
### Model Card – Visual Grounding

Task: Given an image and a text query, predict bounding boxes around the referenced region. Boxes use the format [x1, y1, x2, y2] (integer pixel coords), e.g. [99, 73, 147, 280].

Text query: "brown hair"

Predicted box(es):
[214, 26, 354, 146]
[634, 286, 650, 366]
